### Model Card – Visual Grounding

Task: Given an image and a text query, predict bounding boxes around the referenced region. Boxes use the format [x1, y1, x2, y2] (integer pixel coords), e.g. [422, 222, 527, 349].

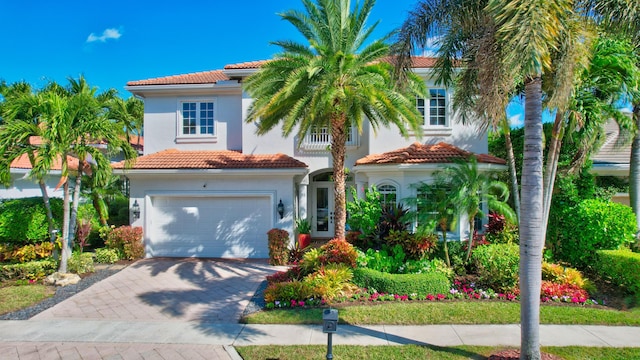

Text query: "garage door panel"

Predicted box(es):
[149, 196, 271, 258]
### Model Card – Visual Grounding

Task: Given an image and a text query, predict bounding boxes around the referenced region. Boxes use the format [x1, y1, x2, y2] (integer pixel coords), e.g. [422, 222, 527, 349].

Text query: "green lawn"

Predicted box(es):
[243, 301, 640, 326]
[235, 345, 640, 360]
[0, 284, 55, 315]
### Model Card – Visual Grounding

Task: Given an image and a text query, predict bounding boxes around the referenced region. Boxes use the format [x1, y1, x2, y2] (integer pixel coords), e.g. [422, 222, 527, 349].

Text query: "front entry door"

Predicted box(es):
[312, 182, 335, 238]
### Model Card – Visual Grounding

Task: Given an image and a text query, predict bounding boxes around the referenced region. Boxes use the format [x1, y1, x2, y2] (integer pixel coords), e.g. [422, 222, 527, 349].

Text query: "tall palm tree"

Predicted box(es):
[108, 96, 144, 147]
[0, 82, 59, 245]
[245, 0, 425, 239]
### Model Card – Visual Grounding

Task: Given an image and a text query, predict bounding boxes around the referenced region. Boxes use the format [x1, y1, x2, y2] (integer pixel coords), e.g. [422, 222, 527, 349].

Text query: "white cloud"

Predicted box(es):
[86, 28, 122, 43]
[509, 114, 523, 128]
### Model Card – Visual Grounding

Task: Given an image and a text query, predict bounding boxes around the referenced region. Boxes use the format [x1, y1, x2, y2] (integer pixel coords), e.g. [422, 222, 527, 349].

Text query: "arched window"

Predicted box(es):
[378, 184, 397, 205]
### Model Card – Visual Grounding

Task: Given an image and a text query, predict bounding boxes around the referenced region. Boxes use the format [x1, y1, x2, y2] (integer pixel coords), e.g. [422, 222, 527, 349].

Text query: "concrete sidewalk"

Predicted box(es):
[1, 320, 639, 359]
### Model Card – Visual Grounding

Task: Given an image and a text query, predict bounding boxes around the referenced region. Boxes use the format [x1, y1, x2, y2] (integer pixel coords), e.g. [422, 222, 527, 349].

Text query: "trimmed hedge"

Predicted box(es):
[0, 198, 63, 245]
[596, 249, 640, 295]
[353, 267, 450, 295]
[0, 259, 58, 280]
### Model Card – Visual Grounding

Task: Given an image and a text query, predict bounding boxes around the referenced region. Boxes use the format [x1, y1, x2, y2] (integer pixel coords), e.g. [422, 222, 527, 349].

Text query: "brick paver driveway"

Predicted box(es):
[32, 258, 283, 323]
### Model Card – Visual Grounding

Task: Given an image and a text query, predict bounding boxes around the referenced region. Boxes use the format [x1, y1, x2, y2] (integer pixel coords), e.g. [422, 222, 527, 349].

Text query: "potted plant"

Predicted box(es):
[295, 217, 312, 249]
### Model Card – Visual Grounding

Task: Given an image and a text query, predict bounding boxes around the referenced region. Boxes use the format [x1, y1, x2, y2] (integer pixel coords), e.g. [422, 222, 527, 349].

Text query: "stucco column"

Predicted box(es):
[356, 181, 367, 199]
[299, 183, 308, 219]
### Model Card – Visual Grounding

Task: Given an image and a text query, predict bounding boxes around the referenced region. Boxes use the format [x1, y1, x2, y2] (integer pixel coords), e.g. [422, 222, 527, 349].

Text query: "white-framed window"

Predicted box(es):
[177, 100, 216, 140]
[378, 184, 397, 205]
[416, 88, 448, 127]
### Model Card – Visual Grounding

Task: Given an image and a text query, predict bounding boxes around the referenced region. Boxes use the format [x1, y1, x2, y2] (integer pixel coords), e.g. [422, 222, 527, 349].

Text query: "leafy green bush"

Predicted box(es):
[267, 228, 289, 266]
[105, 226, 144, 260]
[472, 244, 519, 292]
[386, 230, 437, 260]
[353, 267, 450, 295]
[0, 259, 58, 280]
[94, 248, 120, 264]
[435, 240, 468, 276]
[398, 258, 455, 280]
[300, 248, 322, 274]
[555, 199, 636, 269]
[346, 187, 382, 237]
[0, 197, 63, 245]
[68, 252, 95, 274]
[357, 245, 406, 273]
[596, 249, 640, 295]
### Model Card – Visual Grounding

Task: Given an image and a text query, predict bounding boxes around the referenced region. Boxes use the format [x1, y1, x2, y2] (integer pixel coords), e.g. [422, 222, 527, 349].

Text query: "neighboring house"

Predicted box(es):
[1, 153, 82, 200]
[116, 56, 506, 259]
[591, 116, 633, 205]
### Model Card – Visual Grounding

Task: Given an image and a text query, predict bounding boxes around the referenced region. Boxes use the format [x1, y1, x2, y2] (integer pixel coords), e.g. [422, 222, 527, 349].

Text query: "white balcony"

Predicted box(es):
[301, 126, 360, 151]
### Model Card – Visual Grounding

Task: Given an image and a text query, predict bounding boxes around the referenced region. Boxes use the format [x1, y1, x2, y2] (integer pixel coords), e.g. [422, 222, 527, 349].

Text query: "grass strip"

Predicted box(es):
[236, 345, 640, 360]
[0, 284, 54, 315]
[243, 301, 640, 326]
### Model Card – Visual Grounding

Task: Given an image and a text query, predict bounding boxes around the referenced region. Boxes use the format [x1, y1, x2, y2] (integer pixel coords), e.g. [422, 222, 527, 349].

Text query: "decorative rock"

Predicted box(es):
[45, 272, 81, 287]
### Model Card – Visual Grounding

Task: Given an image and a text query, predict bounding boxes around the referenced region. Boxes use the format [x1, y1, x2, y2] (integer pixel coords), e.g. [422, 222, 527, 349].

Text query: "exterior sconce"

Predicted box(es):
[132, 200, 141, 220]
[277, 199, 285, 219]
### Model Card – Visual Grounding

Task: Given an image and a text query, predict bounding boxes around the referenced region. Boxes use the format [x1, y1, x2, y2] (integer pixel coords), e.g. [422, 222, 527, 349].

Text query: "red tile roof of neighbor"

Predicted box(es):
[11, 153, 84, 171]
[126, 56, 441, 86]
[355, 142, 506, 166]
[112, 149, 308, 170]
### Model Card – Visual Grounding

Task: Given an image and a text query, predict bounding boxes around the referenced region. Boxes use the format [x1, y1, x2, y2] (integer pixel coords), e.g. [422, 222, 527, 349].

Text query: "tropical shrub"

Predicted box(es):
[472, 243, 520, 292]
[300, 248, 323, 274]
[483, 212, 519, 244]
[0, 259, 58, 280]
[0, 197, 63, 245]
[357, 245, 406, 273]
[68, 252, 95, 274]
[267, 228, 289, 266]
[542, 262, 588, 289]
[554, 199, 636, 269]
[378, 203, 410, 240]
[267, 266, 305, 285]
[434, 240, 468, 276]
[105, 226, 144, 260]
[318, 238, 357, 268]
[94, 248, 120, 264]
[353, 267, 450, 296]
[398, 258, 455, 280]
[0, 242, 55, 264]
[386, 230, 437, 260]
[263, 280, 313, 303]
[596, 249, 640, 295]
[304, 264, 358, 301]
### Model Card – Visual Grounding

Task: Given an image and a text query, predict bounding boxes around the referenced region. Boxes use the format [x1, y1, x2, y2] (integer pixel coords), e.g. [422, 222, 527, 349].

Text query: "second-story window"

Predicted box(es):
[180, 101, 215, 136]
[416, 89, 447, 127]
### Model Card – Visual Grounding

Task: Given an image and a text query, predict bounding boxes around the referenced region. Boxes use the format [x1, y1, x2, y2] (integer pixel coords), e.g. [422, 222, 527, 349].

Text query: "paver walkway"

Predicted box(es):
[32, 258, 285, 323]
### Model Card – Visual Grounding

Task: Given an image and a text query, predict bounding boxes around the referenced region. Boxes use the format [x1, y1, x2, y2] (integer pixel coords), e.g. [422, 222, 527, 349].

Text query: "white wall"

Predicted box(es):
[0, 172, 65, 200]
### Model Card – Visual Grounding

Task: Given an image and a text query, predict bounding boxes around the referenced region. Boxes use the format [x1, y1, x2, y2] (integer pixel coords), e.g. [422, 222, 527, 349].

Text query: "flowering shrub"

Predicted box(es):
[318, 238, 357, 268]
[105, 226, 144, 260]
[267, 228, 289, 266]
[266, 266, 304, 284]
[540, 281, 589, 303]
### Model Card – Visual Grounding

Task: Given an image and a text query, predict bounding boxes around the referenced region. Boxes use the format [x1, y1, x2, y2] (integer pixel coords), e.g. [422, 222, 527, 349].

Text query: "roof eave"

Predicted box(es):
[354, 162, 507, 172]
[125, 82, 241, 96]
[113, 168, 309, 176]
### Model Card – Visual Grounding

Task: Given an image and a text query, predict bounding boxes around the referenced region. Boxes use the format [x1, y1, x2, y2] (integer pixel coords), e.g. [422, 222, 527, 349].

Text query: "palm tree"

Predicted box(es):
[0, 82, 59, 245]
[108, 96, 144, 147]
[245, 0, 425, 239]
[444, 156, 515, 262]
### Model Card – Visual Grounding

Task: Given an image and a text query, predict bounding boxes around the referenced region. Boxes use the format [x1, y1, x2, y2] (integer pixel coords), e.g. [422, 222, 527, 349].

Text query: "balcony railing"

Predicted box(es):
[301, 126, 360, 151]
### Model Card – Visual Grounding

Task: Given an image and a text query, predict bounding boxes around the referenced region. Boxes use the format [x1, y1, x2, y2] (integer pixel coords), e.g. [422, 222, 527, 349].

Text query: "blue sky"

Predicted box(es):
[0, 0, 528, 126]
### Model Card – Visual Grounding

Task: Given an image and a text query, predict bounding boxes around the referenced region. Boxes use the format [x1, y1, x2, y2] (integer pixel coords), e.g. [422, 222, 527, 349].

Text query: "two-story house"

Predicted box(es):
[115, 56, 506, 259]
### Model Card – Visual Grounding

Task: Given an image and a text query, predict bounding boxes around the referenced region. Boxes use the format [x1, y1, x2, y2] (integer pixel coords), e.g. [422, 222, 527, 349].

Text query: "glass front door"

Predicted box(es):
[312, 182, 334, 238]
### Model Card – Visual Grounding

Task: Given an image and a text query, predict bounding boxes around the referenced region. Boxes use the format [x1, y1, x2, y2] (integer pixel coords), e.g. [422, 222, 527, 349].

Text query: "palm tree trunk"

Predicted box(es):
[465, 213, 477, 262]
[520, 76, 544, 360]
[93, 193, 109, 226]
[38, 181, 56, 241]
[331, 114, 348, 240]
[630, 103, 640, 233]
[502, 118, 520, 221]
[60, 177, 71, 273]
[542, 112, 565, 240]
[69, 164, 84, 243]
[440, 224, 450, 267]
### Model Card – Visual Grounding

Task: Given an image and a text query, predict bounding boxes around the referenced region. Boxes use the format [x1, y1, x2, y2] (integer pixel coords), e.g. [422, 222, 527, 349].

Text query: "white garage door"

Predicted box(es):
[148, 196, 272, 258]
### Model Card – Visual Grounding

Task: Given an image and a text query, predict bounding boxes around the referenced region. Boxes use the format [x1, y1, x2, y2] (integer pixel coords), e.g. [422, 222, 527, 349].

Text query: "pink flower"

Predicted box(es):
[436, 294, 446, 301]
[426, 294, 435, 301]
[298, 300, 305, 307]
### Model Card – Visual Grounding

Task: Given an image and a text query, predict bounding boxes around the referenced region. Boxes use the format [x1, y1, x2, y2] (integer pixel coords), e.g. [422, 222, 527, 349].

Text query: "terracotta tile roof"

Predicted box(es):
[223, 60, 271, 70]
[126, 70, 229, 86]
[112, 149, 308, 170]
[355, 142, 506, 166]
[127, 56, 442, 86]
[10, 153, 83, 171]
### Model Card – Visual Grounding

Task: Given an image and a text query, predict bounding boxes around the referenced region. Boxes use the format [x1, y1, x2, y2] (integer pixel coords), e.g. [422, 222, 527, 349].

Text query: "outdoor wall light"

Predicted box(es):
[132, 200, 141, 220]
[277, 199, 285, 219]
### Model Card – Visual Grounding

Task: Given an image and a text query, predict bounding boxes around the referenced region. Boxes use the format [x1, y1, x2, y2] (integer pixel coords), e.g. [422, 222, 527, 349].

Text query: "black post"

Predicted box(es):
[326, 332, 333, 360]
